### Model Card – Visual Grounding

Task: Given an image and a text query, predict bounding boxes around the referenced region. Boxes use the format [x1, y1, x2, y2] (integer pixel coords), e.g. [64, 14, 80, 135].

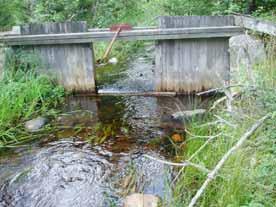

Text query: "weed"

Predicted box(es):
[172, 39, 276, 206]
[0, 49, 64, 149]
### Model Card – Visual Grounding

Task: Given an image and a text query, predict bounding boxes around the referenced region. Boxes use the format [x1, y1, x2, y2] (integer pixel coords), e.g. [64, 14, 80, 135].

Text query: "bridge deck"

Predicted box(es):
[0, 26, 243, 46]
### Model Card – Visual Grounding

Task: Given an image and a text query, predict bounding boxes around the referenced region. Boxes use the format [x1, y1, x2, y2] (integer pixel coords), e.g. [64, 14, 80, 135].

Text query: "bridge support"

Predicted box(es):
[155, 16, 234, 93]
[19, 22, 96, 92]
[1, 17, 245, 94]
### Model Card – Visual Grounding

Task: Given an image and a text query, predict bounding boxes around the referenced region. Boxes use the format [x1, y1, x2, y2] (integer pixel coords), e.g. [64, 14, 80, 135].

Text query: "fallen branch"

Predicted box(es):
[196, 84, 243, 96]
[209, 91, 241, 111]
[214, 115, 237, 128]
[179, 130, 221, 148]
[143, 154, 211, 174]
[188, 114, 271, 207]
[171, 133, 221, 185]
[75, 91, 177, 97]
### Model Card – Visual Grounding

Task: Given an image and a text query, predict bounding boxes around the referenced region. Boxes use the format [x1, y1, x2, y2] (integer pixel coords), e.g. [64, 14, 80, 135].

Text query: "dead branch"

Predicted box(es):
[171, 133, 221, 185]
[188, 114, 271, 207]
[224, 87, 234, 112]
[214, 115, 237, 128]
[196, 84, 243, 96]
[75, 91, 177, 97]
[209, 91, 241, 111]
[143, 154, 211, 174]
[185, 129, 222, 139]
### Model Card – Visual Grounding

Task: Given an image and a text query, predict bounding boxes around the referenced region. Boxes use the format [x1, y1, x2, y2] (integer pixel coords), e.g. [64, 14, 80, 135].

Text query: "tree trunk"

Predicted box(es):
[246, 0, 257, 14]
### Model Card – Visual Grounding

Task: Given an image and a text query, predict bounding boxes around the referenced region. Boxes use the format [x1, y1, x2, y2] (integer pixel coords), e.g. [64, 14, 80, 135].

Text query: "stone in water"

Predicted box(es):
[25, 117, 47, 132]
[123, 193, 160, 207]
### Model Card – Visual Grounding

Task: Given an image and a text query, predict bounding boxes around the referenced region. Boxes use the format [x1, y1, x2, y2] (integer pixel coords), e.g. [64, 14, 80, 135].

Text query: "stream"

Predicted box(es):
[0, 44, 212, 207]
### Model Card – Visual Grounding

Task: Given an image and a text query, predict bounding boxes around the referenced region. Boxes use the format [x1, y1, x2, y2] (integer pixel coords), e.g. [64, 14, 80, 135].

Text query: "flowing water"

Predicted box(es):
[0, 44, 212, 207]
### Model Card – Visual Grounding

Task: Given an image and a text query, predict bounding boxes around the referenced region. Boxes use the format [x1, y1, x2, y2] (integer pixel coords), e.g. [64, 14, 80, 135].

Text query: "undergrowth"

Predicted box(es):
[0, 49, 64, 149]
[172, 38, 276, 206]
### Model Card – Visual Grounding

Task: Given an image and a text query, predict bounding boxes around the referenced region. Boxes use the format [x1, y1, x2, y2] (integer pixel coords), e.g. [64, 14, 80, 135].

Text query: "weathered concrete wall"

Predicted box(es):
[20, 22, 96, 93]
[155, 16, 234, 93]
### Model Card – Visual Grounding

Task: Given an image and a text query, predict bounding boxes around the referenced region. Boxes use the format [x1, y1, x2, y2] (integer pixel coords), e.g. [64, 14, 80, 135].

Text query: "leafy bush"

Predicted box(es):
[161, 0, 276, 16]
[0, 0, 28, 30]
[32, 0, 142, 27]
[162, 0, 216, 15]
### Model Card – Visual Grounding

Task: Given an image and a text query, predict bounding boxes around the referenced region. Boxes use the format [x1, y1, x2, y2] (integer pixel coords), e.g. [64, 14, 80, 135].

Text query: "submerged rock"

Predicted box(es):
[56, 110, 96, 128]
[24, 117, 47, 132]
[230, 34, 266, 68]
[123, 193, 160, 207]
[172, 109, 206, 120]
[160, 114, 184, 130]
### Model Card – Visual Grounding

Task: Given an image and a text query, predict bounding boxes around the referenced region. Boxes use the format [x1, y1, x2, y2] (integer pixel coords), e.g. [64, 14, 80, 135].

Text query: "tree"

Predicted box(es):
[0, 0, 29, 30]
[32, 0, 142, 27]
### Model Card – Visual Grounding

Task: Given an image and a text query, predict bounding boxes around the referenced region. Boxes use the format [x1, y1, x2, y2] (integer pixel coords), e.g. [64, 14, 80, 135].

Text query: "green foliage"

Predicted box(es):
[161, 0, 276, 16]
[32, 0, 142, 27]
[162, 0, 216, 16]
[0, 1, 276, 204]
[0, 50, 64, 148]
[0, 0, 29, 30]
[215, 0, 276, 15]
[1, 0, 276, 31]
[91, 0, 143, 27]
[33, 0, 96, 23]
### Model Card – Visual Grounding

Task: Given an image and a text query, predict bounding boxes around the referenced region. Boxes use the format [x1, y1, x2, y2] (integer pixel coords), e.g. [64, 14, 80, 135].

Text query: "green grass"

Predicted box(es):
[0, 49, 64, 149]
[172, 39, 276, 207]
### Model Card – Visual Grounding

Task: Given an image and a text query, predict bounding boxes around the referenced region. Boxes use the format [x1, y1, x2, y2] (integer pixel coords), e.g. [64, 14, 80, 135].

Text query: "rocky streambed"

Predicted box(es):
[0, 94, 210, 207]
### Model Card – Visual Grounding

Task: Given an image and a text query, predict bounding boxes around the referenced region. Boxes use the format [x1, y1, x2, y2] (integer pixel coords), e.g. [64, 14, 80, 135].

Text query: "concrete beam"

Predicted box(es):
[1, 26, 244, 46]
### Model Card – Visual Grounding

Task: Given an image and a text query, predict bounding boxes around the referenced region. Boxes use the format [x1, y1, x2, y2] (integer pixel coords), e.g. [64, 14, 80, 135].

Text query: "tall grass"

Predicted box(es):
[172, 38, 276, 206]
[0, 49, 64, 149]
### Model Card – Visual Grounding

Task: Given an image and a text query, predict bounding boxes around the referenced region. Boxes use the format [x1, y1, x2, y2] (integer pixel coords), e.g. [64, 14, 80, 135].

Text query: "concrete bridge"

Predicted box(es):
[0, 15, 275, 94]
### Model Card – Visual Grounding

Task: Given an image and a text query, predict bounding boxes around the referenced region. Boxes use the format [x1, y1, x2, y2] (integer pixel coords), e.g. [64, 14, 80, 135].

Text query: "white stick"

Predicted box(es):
[209, 91, 240, 111]
[196, 84, 243, 96]
[143, 154, 211, 174]
[188, 114, 270, 207]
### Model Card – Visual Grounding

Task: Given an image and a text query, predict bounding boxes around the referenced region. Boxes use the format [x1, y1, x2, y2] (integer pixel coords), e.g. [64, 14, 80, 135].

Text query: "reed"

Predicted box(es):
[0, 49, 64, 149]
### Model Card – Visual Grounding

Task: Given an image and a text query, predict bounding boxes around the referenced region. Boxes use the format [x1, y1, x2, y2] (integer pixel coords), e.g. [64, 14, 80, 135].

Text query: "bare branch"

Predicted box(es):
[143, 154, 211, 174]
[209, 91, 240, 111]
[214, 115, 237, 128]
[171, 133, 221, 185]
[196, 84, 243, 96]
[188, 114, 270, 207]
